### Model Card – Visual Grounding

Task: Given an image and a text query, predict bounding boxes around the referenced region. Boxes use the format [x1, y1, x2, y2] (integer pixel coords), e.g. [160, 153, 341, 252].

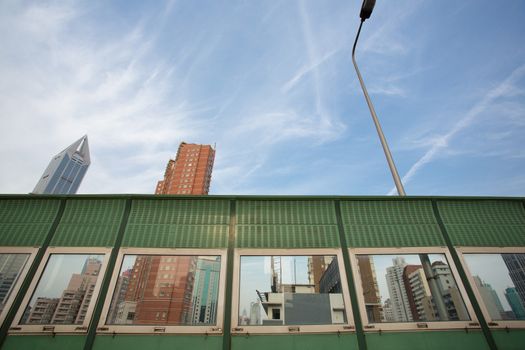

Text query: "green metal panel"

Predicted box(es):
[122, 199, 230, 248]
[344, 224, 444, 247]
[127, 199, 230, 225]
[2, 335, 86, 350]
[341, 200, 445, 247]
[438, 200, 525, 246]
[231, 334, 358, 350]
[492, 329, 525, 350]
[236, 200, 337, 225]
[236, 225, 340, 248]
[50, 199, 126, 247]
[123, 224, 228, 248]
[365, 330, 490, 350]
[0, 199, 60, 246]
[92, 335, 222, 350]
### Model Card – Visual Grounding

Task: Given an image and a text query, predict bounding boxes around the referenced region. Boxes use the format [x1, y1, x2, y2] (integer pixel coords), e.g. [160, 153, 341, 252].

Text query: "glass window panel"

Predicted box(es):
[355, 254, 470, 323]
[463, 253, 525, 321]
[107, 255, 221, 326]
[239, 255, 347, 326]
[0, 254, 30, 316]
[21, 254, 104, 325]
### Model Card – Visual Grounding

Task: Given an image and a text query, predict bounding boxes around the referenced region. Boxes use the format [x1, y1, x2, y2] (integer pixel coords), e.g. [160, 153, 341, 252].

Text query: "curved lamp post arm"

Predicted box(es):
[352, 19, 406, 196]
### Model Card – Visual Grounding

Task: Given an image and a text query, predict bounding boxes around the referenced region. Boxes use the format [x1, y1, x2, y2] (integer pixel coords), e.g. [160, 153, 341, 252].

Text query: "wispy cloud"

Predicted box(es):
[281, 49, 339, 93]
[0, 1, 203, 193]
[388, 64, 525, 195]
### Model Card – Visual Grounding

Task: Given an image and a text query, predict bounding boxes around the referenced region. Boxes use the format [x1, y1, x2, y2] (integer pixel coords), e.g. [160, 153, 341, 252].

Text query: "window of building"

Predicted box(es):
[98, 248, 227, 334]
[10, 247, 110, 333]
[232, 249, 354, 334]
[458, 247, 525, 328]
[0, 248, 38, 327]
[349, 247, 476, 331]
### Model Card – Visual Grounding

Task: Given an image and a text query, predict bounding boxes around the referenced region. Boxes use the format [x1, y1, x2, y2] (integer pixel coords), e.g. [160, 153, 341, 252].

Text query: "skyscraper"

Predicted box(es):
[155, 142, 215, 195]
[385, 257, 413, 322]
[32, 135, 90, 194]
[502, 254, 525, 307]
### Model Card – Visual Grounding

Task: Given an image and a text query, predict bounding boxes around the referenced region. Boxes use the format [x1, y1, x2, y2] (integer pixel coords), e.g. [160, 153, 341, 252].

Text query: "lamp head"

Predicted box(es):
[360, 0, 376, 21]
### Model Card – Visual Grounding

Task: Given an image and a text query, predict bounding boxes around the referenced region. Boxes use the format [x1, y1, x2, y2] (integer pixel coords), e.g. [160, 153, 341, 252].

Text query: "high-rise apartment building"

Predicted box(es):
[355, 256, 382, 322]
[385, 257, 413, 322]
[502, 254, 525, 307]
[155, 142, 215, 195]
[33, 135, 90, 194]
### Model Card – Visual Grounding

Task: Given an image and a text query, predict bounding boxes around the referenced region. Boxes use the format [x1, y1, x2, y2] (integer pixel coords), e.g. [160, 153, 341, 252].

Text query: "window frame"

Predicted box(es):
[349, 247, 478, 332]
[97, 247, 227, 334]
[10, 247, 111, 334]
[457, 246, 525, 329]
[0, 247, 38, 327]
[232, 248, 355, 334]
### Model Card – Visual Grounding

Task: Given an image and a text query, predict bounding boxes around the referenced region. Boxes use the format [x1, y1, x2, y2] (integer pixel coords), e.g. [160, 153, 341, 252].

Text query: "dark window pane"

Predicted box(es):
[0, 254, 30, 315]
[107, 255, 221, 326]
[239, 255, 346, 326]
[21, 254, 104, 325]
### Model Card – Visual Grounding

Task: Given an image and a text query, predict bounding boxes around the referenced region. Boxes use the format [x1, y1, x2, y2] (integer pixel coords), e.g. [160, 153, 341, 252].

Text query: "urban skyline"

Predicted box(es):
[1, 1, 524, 196]
[22, 255, 103, 325]
[358, 254, 470, 323]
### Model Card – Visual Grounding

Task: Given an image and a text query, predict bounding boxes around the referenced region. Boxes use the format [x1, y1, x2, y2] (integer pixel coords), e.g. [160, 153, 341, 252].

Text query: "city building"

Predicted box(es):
[505, 287, 525, 319]
[155, 142, 215, 195]
[356, 256, 382, 322]
[431, 261, 469, 321]
[385, 257, 413, 322]
[403, 265, 434, 321]
[122, 256, 195, 325]
[32, 135, 90, 194]
[502, 254, 525, 307]
[0, 255, 29, 312]
[25, 257, 101, 325]
[190, 257, 221, 325]
[473, 276, 505, 320]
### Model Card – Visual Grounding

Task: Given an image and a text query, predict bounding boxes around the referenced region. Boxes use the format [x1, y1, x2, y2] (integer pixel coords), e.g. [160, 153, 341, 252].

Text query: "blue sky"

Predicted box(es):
[1, 0, 524, 195]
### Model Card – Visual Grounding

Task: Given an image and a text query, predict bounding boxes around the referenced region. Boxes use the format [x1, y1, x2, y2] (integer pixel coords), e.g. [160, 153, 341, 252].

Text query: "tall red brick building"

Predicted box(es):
[155, 142, 215, 195]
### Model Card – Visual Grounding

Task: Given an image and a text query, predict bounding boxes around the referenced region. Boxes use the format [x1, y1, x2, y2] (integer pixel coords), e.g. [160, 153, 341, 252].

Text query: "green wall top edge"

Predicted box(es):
[0, 194, 524, 201]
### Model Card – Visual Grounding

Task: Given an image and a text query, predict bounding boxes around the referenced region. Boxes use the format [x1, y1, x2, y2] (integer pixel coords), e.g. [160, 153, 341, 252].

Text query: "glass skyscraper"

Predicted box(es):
[32, 135, 91, 194]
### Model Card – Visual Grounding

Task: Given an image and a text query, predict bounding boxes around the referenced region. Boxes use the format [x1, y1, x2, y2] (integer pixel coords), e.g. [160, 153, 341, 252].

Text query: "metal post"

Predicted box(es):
[352, 20, 406, 196]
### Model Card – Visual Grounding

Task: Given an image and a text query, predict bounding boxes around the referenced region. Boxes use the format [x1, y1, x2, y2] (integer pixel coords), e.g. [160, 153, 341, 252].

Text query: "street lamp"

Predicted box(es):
[352, 0, 406, 196]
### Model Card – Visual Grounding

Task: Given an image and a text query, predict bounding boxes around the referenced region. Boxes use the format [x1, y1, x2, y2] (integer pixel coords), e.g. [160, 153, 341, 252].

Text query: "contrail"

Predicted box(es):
[388, 64, 525, 195]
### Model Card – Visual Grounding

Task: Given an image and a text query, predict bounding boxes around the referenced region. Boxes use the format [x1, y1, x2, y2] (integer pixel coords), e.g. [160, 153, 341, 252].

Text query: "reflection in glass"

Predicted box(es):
[356, 254, 470, 323]
[21, 254, 104, 325]
[239, 255, 346, 326]
[0, 254, 30, 316]
[107, 255, 221, 326]
[464, 253, 525, 320]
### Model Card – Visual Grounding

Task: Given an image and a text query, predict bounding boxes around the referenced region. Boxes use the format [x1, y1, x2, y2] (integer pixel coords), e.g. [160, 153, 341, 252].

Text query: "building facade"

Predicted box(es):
[32, 135, 90, 195]
[155, 142, 215, 195]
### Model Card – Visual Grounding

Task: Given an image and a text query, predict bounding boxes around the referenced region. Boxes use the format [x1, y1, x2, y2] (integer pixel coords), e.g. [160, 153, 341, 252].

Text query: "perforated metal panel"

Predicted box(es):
[237, 200, 337, 225]
[128, 199, 230, 225]
[236, 200, 339, 248]
[0, 199, 60, 246]
[123, 224, 228, 248]
[123, 199, 230, 248]
[437, 200, 525, 246]
[341, 200, 445, 247]
[236, 225, 340, 248]
[50, 199, 125, 247]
